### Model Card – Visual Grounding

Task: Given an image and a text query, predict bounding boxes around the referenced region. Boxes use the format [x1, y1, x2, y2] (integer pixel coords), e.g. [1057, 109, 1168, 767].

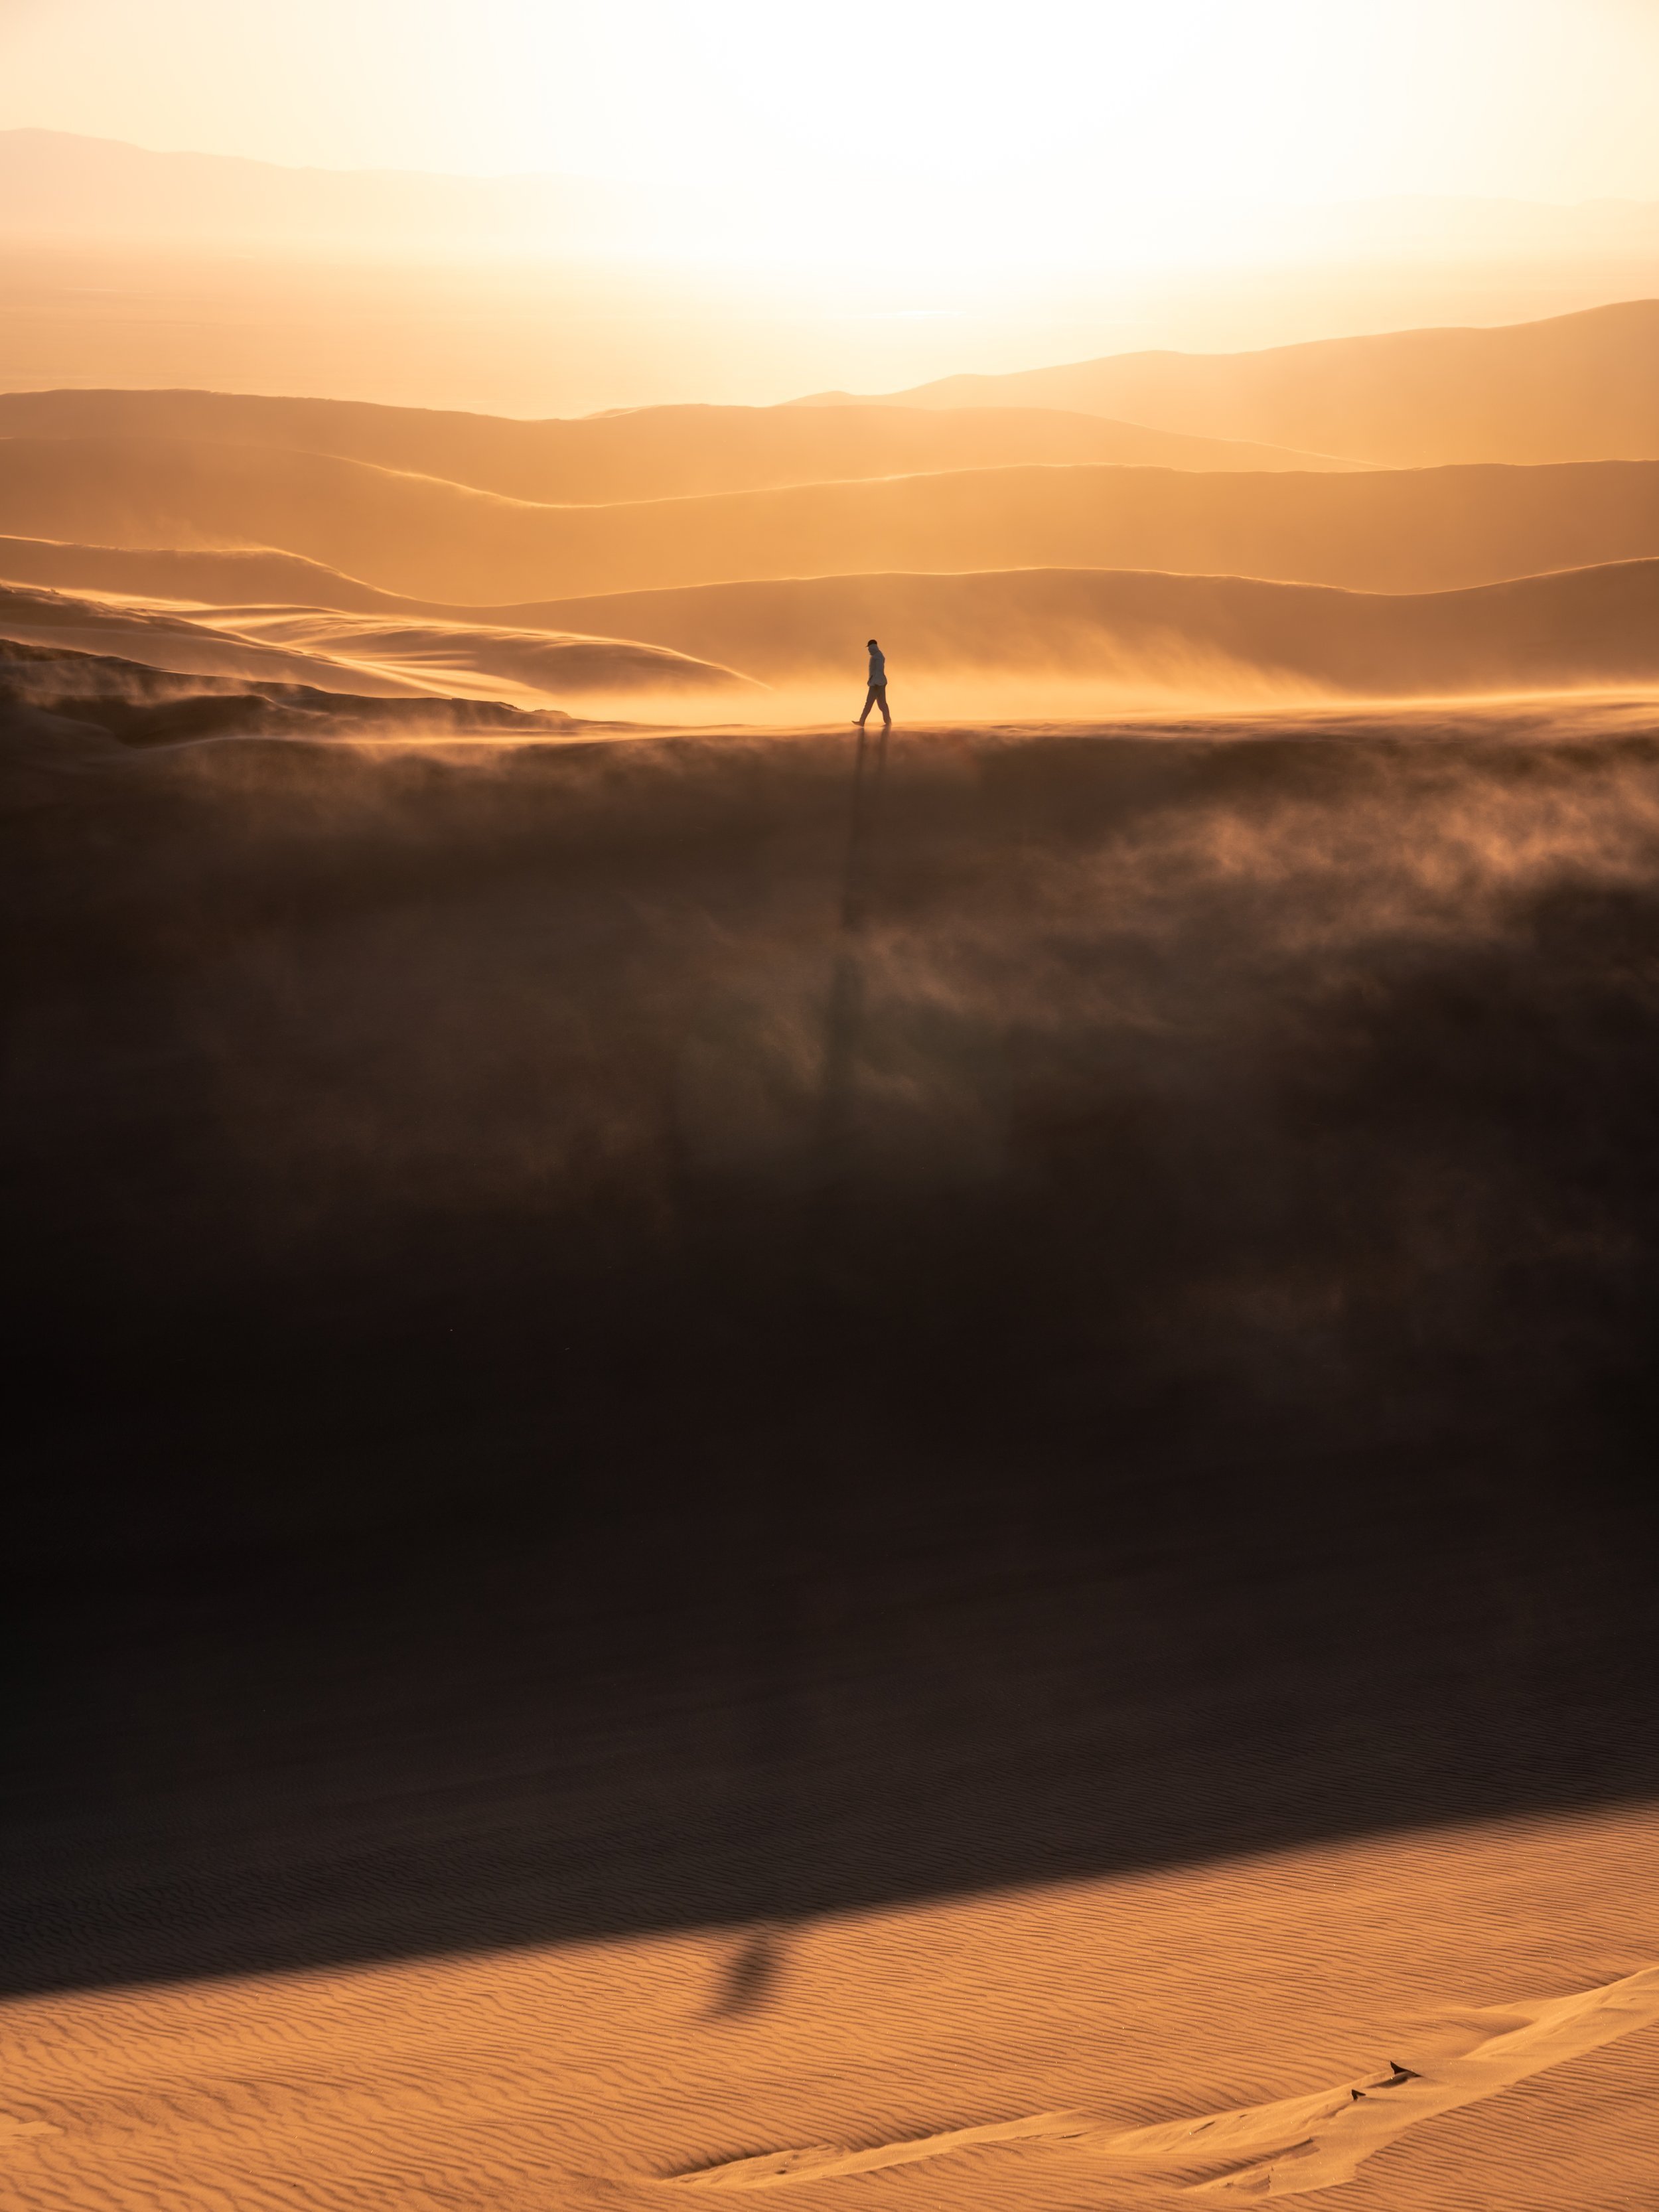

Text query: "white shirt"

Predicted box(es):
[868, 648, 886, 684]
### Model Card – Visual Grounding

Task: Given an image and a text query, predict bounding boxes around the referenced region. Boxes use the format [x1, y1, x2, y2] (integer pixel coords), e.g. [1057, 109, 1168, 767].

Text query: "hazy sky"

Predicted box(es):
[3, 0, 1658, 207]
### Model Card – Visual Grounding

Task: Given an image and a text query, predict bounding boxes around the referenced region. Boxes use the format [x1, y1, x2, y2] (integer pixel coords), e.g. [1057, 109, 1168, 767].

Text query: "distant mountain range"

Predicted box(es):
[0, 129, 649, 254]
[6, 129, 1659, 276]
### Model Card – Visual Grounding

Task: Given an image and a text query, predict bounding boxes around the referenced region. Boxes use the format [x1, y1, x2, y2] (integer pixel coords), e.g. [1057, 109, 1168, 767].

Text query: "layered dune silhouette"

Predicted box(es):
[0, 127, 653, 255]
[826, 298, 1659, 465]
[515, 558, 1659, 700]
[10, 562, 1659, 713]
[0, 532, 413, 611]
[0, 389, 1350, 499]
[3, 432, 1656, 603]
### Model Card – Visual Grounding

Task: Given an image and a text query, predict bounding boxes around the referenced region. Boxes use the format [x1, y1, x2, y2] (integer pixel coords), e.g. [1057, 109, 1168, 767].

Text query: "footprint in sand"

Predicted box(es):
[664, 1963, 1659, 2199]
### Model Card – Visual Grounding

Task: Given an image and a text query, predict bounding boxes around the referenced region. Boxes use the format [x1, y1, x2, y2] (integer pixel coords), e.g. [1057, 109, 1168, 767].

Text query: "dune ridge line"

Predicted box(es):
[666, 1964, 1659, 2197]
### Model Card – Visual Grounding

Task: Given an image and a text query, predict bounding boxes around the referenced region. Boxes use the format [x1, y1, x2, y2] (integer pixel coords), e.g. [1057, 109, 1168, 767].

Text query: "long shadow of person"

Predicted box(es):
[816, 721, 889, 1182]
[703, 721, 893, 2025]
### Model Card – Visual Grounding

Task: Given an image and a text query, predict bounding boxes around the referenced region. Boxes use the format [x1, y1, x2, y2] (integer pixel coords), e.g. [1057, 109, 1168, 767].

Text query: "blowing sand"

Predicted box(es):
[5, 687, 1659, 2211]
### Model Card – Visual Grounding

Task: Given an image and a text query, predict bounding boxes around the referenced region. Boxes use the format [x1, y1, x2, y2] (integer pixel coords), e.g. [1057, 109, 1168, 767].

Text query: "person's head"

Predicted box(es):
[867, 638, 879, 650]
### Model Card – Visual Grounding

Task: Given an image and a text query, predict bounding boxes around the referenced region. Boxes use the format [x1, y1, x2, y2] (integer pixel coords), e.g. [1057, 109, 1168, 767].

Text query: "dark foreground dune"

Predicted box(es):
[5, 690, 1659, 2207]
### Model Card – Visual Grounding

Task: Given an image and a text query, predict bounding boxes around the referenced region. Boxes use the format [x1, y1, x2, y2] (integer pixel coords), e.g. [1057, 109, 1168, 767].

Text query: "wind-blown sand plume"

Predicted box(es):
[186, 607, 760, 706]
[9, 543, 1659, 712]
[0, 532, 415, 611]
[2, 435, 1656, 602]
[0, 390, 1357, 501]
[0, 632, 583, 745]
[0, 584, 757, 707]
[0, 583, 437, 696]
[520, 558, 1659, 703]
[832, 298, 1659, 467]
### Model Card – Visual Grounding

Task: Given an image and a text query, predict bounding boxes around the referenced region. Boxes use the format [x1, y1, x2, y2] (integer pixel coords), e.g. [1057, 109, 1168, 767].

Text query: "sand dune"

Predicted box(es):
[195, 606, 758, 705]
[7, 700, 1659, 2211]
[0, 583, 755, 706]
[3, 435, 1657, 603]
[824, 298, 1659, 467]
[0, 584, 431, 696]
[0, 531, 409, 611]
[0, 390, 1352, 502]
[11, 550, 1659, 709]
[0, 631, 583, 745]
[2, 1808, 1657, 2212]
[487, 558, 1659, 700]
[674, 1966, 1659, 2198]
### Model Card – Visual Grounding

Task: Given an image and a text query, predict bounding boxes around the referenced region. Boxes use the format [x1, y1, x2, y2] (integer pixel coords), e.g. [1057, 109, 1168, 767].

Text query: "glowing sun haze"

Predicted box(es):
[4, 0, 1659, 265]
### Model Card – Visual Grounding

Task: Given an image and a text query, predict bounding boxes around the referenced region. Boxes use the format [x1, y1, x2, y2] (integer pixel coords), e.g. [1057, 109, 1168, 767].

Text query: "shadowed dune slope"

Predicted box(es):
[0, 389, 1352, 499]
[828, 298, 1659, 467]
[4, 700, 1659, 2016]
[520, 559, 1659, 696]
[2, 435, 1656, 601]
[0, 583, 756, 703]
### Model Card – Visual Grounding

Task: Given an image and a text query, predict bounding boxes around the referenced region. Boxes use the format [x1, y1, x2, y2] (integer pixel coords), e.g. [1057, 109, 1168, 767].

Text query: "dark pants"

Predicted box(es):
[859, 682, 891, 728]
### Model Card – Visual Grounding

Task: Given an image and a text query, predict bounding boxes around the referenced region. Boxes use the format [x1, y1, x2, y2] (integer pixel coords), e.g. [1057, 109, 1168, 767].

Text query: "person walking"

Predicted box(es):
[857, 638, 891, 729]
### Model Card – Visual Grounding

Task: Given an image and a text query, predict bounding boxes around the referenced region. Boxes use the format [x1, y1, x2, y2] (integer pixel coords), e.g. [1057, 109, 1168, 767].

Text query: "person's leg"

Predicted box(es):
[878, 684, 891, 728]
[857, 684, 877, 727]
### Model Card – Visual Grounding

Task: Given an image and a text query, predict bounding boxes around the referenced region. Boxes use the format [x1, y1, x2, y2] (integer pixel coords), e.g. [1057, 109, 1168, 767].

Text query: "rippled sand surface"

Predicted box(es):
[4, 1808, 1657, 2211]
